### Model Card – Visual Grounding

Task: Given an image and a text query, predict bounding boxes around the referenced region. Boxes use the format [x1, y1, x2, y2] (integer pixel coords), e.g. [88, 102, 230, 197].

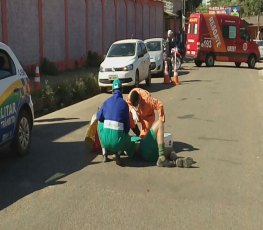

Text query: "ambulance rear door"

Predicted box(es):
[186, 16, 199, 59]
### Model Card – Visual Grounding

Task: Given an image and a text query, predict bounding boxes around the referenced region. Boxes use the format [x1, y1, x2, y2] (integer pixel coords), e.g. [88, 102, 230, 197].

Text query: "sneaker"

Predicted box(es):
[175, 158, 184, 167]
[114, 154, 123, 166]
[102, 154, 108, 163]
[169, 151, 177, 161]
[183, 157, 194, 168]
[156, 155, 175, 167]
[175, 157, 194, 168]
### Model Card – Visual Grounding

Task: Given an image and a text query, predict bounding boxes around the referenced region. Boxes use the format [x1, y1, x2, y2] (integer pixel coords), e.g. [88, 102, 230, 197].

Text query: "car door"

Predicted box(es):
[0, 48, 22, 144]
[140, 42, 150, 79]
[136, 42, 144, 80]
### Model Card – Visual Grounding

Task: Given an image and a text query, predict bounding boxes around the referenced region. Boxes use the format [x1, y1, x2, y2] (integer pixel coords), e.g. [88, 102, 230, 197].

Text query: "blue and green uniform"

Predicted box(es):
[96, 90, 135, 155]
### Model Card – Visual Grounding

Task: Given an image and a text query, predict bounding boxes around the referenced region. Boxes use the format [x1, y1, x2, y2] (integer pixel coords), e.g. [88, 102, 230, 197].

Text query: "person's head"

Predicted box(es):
[112, 79, 122, 92]
[167, 30, 173, 39]
[130, 90, 140, 108]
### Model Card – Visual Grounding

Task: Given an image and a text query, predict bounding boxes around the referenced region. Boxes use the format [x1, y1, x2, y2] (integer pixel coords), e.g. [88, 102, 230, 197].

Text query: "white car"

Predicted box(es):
[98, 39, 151, 92]
[144, 38, 165, 75]
[0, 42, 34, 156]
[254, 40, 263, 59]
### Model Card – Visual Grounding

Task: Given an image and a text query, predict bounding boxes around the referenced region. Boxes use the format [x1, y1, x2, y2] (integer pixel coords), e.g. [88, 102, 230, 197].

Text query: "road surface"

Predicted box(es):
[0, 61, 263, 230]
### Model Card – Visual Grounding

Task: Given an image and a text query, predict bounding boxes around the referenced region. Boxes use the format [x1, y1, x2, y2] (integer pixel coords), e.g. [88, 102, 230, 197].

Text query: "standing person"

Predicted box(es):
[126, 88, 174, 167]
[97, 79, 134, 166]
[165, 30, 176, 80]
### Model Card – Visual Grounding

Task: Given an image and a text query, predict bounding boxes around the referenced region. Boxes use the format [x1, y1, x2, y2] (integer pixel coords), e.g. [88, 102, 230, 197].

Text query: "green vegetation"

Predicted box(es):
[31, 74, 100, 118]
[87, 51, 103, 67]
[40, 57, 59, 75]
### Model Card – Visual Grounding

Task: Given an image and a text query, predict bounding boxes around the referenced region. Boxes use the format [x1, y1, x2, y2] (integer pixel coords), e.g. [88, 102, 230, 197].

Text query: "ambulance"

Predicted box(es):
[0, 42, 34, 156]
[186, 13, 260, 68]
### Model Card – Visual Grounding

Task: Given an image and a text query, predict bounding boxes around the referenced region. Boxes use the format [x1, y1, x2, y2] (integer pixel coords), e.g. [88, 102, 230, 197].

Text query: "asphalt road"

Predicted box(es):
[0, 61, 263, 230]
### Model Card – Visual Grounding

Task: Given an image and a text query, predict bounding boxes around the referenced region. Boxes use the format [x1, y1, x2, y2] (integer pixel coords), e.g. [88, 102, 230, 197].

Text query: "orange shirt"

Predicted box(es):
[126, 88, 165, 138]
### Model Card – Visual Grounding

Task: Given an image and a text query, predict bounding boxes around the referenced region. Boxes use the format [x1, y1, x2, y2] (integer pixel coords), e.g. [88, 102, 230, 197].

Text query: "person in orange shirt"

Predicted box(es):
[126, 88, 174, 167]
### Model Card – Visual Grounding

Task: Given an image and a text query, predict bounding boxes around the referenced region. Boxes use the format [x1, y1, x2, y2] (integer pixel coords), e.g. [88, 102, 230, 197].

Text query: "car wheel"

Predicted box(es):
[176, 57, 181, 69]
[248, 55, 256, 69]
[11, 110, 32, 156]
[194, 60, 202, 67]
[145, 67, 151, 86]
[134, 71, 139, 88]
[235, 62, 241, 67]
[205, 54, 215, 67]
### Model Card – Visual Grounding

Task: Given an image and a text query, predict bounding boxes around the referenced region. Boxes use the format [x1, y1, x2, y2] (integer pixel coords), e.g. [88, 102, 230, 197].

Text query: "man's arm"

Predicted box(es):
[146, 96, 165, 123]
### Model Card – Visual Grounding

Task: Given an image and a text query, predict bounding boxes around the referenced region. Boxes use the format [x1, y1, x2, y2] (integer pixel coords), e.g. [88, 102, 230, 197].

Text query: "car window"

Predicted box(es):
[137, 43, 143, 57]
[107, 43, 135, 57]
[146, 41, 161, 51]
[140, 43, 147, 55]
[0, 50, 16, 80]
[222, 25, 237, 39]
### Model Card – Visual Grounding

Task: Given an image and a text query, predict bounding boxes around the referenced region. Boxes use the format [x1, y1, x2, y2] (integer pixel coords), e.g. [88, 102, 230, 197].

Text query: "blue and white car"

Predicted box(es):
[144, 38, 165, 75]
[0, 42, 34, 156]
[98, 39, 151, 92]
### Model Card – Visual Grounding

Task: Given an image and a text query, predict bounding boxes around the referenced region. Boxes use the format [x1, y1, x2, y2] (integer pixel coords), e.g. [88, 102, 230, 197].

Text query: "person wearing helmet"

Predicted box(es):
[165, 30, 176, 80]
[96, 79, 134, 166]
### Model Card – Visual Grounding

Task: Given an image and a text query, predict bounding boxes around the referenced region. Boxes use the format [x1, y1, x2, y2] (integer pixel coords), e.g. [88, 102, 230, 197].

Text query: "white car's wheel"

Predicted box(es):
[145, 67, 151, 86]
[134, 71, 139, 88]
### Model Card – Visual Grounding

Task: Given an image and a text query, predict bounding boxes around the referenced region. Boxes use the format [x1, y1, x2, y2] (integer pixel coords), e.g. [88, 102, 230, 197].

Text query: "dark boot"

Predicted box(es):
[156, 155, 175, 167]
[115, 153, 123, 166]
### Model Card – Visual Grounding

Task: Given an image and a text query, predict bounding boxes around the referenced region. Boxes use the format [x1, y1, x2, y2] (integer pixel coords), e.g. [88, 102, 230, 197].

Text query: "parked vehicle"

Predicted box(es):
[0, 42, 34, 156]
[163, 43, 183, 71]
[253, 40, 263, 59]
[98, 39, 151, 92]
[144, 38, 165, 75]
[170, 47, 183, 70]
[186, 13, 260, 68]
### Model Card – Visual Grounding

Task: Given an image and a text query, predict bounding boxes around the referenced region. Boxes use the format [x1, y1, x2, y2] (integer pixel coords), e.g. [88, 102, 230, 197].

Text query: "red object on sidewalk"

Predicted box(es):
[92, 130, 102, 154]
[163, 60, 170, 84]
[34, 65, 41, 91]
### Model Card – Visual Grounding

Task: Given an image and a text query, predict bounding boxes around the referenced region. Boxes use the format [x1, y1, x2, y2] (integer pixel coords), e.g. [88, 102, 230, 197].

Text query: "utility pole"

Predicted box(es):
[181, 0, 186, 53]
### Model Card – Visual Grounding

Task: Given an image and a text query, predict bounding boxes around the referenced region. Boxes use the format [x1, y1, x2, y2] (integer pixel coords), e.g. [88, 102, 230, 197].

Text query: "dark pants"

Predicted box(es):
[167, 57, 173, 78]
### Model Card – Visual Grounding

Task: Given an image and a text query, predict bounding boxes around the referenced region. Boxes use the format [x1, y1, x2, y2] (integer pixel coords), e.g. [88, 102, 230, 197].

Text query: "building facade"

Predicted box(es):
[0, 0, 164, 72]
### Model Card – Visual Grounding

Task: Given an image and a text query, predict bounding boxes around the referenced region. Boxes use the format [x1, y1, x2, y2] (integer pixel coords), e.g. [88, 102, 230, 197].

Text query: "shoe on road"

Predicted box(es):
[175, 157, 194, 168]
[156, 155, 175, 167]
[115, 153, 123, 166]
[102, 154, 108, 163]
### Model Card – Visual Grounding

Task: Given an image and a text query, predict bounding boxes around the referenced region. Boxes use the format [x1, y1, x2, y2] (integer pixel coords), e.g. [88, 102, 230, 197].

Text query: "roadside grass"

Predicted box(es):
[31, 67, 100, 118]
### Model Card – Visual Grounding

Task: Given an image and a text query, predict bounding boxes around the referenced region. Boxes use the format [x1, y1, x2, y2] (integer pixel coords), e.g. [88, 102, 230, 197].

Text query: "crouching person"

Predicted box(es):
[126, 88, 174, 167]
[97, 79, 134, 166]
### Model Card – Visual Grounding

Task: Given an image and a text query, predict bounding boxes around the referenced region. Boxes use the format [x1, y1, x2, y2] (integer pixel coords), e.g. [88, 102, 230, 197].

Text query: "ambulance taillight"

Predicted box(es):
[197, 42, 200, 50]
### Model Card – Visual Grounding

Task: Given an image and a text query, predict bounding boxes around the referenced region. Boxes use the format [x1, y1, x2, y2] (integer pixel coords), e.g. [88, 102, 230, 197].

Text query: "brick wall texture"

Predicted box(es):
[0, 0, 164, 70]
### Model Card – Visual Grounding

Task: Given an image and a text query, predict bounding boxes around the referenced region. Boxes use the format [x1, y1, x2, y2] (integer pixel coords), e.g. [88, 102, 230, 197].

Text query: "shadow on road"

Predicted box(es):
[173, 141, 199, 153]
[0, 119, 96, 210]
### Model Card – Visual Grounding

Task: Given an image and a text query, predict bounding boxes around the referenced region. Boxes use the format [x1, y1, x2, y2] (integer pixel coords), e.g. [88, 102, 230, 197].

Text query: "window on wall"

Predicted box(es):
[222, 25, 236, 39]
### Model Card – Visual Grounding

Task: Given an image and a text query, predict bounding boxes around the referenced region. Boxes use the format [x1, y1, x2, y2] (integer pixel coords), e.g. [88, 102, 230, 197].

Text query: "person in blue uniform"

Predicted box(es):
[96, 79, 134, 166]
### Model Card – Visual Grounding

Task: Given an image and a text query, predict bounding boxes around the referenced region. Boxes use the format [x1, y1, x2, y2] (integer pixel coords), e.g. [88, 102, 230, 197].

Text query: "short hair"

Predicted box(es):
[130, 90, 140, 107]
